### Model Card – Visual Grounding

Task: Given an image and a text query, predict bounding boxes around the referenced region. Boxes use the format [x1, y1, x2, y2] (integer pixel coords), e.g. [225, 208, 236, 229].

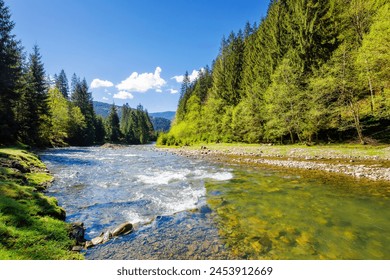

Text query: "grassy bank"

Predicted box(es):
[0, 147, 83, 259]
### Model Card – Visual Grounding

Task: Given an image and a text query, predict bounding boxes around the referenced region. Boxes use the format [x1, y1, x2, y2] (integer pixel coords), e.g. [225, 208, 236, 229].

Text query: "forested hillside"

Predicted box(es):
[0, 0, 153, 147]
[159, 0, 390, 146]
[93, 101, 172, 132]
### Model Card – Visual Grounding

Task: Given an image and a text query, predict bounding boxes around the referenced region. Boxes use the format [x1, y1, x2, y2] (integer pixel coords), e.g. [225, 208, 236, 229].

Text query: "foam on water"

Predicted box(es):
[137, 170, 190, 185]
[40, 145, 234, 237]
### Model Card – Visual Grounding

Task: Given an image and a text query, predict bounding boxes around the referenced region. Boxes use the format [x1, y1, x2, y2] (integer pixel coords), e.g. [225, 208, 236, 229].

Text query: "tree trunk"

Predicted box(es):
[350, 101, 365, 144]
[365, 59, 375, 115]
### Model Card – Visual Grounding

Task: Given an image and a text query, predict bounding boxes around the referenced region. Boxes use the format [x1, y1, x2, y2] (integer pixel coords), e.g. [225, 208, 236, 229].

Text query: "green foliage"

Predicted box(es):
[106, 104, 121, 143]
[119, 103, 155, 144]
[0, 0, 23, 144]
[16, 45, 50, 147]
[47, 88, 70, 146]
[54, 69, 69, 99]
[161, 0, 390, 146]
[94, 115, 106, 144]
[70, 77, 96, 145]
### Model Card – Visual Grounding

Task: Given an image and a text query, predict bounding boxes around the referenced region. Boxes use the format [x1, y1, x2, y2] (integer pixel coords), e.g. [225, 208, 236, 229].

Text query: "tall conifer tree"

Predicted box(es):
[0, 0, 23, 143]
[17, 45, 49, 146]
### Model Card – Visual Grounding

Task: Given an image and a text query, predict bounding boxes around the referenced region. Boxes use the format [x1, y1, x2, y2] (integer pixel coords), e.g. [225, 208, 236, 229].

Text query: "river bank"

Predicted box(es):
[0, 147, 83, 260]
[159, 143, 390, 182]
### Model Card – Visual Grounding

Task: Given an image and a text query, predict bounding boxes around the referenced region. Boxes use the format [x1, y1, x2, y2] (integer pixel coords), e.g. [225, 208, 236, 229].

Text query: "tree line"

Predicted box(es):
[0, 0, 154, 147]
[159, 0, 390, 146]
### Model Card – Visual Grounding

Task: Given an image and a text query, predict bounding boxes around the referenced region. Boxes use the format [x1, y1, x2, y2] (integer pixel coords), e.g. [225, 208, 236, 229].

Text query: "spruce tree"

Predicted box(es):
[107, 104, 121, 143]
[0, 0, 23, 143]
[55, 69, 69, 99]
[17, 45, 49, 146]
[70, 76, 96, 145]
[176, 71, 191, 122]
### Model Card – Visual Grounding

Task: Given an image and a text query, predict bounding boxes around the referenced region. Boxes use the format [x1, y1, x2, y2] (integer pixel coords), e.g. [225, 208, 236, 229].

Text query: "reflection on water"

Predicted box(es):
[207, 167, 390, 259]
[40, 145, 390, 259]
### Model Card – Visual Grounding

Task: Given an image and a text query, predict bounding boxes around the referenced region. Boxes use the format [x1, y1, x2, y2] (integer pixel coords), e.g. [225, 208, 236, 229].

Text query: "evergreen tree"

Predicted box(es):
[55, 69, 69, 99]
[161, 0, 390, 146]
[0, 0, 23, 143]
[70, 73, 79, 96]
[106, 104, 121, 143]
[136, 104, 149, 144]
[120, 103, 136, 144]
[176, 71, 191, 122]
[94, 115, 106, 144]
[70, 76, 96, 145]
[17, 45, 49, 146]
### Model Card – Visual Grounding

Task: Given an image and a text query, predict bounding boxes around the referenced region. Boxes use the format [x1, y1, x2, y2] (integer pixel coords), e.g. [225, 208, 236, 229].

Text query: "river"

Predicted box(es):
[40, 145, 390, 259]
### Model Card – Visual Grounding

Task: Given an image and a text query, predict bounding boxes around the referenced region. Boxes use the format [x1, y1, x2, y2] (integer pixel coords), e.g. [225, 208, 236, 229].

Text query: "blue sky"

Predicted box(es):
[7, 0, 269, 112]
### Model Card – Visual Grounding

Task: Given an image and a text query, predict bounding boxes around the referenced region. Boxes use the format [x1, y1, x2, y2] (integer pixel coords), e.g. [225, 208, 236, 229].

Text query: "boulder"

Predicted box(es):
[112, 222, 133, 237]
[85, 221, 134, 249]
[91, 234, 104, 246]
[70, 222, 85, 245]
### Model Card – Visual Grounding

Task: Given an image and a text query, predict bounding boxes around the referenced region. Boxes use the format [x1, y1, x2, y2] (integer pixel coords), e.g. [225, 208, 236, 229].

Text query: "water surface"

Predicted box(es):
[40, 145, 390, 259]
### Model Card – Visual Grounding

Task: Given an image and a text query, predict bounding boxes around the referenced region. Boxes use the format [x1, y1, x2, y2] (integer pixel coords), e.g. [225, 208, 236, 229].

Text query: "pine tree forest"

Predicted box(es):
[159, 0, 390, 146]
[0, 0, 153, 147]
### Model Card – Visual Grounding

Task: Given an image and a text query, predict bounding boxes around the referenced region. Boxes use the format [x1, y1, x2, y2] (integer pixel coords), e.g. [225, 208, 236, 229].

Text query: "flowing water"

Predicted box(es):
[40, 145, 390, 260]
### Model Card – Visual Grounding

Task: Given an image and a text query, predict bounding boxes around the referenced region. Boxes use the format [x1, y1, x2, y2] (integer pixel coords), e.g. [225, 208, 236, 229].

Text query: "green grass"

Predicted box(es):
[0, 147, 83, 260]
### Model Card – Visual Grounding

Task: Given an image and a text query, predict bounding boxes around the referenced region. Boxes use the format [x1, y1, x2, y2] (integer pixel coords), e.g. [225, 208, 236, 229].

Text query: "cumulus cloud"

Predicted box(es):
[116, 67, 166, 93]
[91, 79, 114, 89]
[169, 89, 178, 94]
[113, 91, 134, 100]
[171, 69, 203, 83]
[156, 89, 162, 93]
[102, 97, 109, 101]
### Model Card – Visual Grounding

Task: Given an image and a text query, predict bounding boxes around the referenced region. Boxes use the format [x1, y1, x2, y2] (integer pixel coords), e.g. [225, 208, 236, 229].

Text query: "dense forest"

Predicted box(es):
[159, 0, 390, 146]
[0, 0, 154, 147]
[93, 101, 172, 132]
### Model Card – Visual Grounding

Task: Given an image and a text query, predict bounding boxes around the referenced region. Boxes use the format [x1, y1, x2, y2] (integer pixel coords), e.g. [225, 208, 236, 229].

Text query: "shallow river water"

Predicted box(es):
[40, 145, 390, 259]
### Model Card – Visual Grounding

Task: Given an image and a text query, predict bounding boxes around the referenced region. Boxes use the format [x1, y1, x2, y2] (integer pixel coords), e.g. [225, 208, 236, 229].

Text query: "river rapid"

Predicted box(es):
[40, 145, 390, 260]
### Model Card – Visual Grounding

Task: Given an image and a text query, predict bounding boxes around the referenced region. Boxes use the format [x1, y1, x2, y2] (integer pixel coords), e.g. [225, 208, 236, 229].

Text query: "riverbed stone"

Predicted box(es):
[91, 234, 104, 246]
[112, 222, 134, 237]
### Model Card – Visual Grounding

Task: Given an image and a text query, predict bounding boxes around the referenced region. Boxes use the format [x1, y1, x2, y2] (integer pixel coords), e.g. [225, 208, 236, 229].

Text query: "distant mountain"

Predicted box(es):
[92, 101, 173, 132]
[149, 116, 171, 132]
[93, 101, 122, 119]
[148, 111, 176, 121]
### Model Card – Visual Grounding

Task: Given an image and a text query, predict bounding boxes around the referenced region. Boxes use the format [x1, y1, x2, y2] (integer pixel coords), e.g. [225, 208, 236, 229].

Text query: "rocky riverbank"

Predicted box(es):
[161, 144, 390, 182]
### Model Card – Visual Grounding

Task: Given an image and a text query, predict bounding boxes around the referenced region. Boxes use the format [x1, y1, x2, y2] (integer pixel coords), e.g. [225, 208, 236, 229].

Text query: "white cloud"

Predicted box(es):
[113, 91, 134, 100]
[171, 75, 184, 83]
[171, 69, 202, 83]
[116, 67, 166, 93]
[91, 79, 114, 89]
[156, 89, 162, 93]
[102, 97, 109, 101]
[169, 89, 178, 94]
